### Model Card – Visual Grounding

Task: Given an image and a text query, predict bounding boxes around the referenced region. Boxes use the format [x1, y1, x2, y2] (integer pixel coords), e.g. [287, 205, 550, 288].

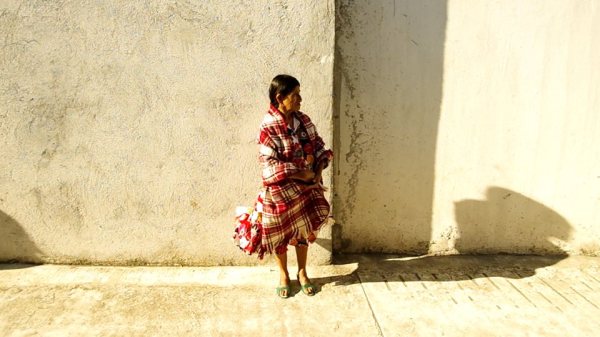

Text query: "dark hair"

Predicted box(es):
[269, 74, 300, 107]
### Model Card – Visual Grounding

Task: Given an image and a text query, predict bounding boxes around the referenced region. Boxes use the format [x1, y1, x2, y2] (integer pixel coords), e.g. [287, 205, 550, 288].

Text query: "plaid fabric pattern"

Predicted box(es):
[255, 104, 333, 257]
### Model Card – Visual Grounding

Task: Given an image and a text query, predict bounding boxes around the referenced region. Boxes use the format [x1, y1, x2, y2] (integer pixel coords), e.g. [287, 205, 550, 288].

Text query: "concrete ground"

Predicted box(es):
[1, 254, 600, 337]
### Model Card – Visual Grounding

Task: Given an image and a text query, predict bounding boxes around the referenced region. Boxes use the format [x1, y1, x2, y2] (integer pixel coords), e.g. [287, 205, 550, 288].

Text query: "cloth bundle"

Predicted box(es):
[232, 193, 264, 255]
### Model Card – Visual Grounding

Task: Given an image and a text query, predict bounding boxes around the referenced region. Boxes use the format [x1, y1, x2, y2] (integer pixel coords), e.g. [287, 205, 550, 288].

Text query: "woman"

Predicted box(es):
[257, 74, 333, 298]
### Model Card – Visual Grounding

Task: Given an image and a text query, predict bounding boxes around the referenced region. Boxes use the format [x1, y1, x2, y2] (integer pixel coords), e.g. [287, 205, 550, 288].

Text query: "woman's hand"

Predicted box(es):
[312, 161, 325, 184]
[289, 169, 315, 183]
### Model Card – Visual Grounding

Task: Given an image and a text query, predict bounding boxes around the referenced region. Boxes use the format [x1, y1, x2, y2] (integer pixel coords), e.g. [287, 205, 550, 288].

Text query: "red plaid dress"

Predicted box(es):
[255, 104, 333, 258]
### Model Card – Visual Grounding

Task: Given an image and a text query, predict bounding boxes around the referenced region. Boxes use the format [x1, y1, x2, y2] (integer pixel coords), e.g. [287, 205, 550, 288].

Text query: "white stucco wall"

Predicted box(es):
[2, 0, 598, 265]
[0, 1, 335, 265]
[335, 0, 600, 256]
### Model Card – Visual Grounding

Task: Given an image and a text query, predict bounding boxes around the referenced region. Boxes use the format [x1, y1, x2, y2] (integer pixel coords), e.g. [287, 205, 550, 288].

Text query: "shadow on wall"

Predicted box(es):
[0, 210, 42, 267]
[454, 187, 573, 255]
[322, 187, 572, 285]
[333, 0, 447, 254]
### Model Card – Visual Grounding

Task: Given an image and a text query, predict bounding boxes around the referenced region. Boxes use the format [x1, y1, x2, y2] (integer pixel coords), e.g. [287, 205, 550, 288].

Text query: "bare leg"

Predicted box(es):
[274, 251, 290, 297]
[295, 245, 315, 295]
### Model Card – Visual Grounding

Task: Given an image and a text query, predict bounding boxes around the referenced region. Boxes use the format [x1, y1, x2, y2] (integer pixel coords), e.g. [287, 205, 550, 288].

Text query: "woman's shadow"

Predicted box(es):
[315, 187, 573, 287]
[0, 210, 42, 269]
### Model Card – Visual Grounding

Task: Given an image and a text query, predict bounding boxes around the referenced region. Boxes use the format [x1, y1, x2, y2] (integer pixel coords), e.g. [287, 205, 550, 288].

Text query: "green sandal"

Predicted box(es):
[297, 273, 317, 296]
[276, 285, 291, 298]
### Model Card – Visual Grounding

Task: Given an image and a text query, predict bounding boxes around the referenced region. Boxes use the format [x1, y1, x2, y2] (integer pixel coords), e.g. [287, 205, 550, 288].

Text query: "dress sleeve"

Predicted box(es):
[258, 128, 300, 185]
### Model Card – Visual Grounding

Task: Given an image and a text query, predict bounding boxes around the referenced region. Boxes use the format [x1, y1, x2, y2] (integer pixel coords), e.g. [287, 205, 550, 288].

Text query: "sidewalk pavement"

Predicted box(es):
[1, 254, 600, 337]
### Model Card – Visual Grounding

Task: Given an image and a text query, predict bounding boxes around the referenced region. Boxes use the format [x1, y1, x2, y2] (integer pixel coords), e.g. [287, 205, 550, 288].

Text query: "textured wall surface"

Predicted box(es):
[3, 0, 598, 264]
[334, 0, 447, 254]
[335, 0, 600, 255]
[0, 0, 335, 265]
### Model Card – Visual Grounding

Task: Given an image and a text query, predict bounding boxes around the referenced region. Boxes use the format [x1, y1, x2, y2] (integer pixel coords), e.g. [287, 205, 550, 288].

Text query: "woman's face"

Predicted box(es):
[279, 86, 302, 113]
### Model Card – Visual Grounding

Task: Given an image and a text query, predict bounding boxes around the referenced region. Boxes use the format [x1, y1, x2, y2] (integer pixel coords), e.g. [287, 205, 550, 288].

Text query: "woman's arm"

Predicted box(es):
[312, 159, 326, 184]
[258, 128, 314, 185]
[289, 169, 316, 183]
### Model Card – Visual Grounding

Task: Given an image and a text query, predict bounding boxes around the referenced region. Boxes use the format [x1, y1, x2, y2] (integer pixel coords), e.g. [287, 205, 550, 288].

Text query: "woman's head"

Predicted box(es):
[269, 74, 301, 112]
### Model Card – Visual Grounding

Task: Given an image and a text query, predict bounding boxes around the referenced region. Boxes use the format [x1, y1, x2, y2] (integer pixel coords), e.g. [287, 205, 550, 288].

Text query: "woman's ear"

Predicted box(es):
[275, 93, 285, 105]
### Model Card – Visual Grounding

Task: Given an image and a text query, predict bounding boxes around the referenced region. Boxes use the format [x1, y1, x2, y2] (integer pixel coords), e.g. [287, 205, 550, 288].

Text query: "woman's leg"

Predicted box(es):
[274, 251, 290, 297]
[295, 244, 315, 295]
